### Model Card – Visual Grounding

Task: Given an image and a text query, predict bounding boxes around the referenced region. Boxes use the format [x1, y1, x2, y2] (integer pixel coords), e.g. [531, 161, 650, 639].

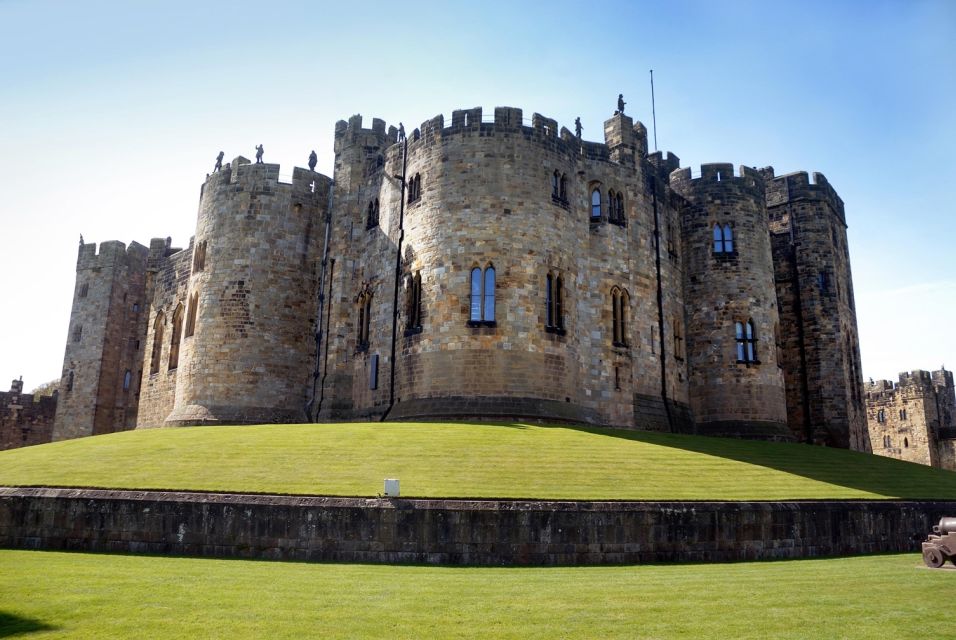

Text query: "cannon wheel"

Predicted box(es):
[924, 547, 945, 569]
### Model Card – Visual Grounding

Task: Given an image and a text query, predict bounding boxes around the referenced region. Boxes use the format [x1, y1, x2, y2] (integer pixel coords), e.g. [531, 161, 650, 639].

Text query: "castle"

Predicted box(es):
[865, 369, 956, 469]
[51, 105, 870, 450]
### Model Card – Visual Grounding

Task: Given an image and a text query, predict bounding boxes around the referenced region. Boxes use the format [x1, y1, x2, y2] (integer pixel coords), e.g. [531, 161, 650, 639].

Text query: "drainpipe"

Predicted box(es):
[381, 127, 408, 422]
[304, 179, 335, 421]
[651, 173, 673, 432]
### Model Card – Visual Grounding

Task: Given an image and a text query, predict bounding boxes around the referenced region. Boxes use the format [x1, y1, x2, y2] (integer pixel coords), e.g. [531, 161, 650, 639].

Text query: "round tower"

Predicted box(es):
[670, 163, 789, 439]
[164, 157, 331, 426]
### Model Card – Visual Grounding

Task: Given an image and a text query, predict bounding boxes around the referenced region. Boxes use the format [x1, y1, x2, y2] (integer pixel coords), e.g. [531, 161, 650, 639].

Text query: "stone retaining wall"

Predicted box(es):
[0, 487, 948, 565]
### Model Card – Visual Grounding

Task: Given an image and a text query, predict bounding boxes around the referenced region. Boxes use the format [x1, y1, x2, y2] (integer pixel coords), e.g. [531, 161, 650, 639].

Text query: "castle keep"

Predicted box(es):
[866, 369, 956, 470]
[52, 105, 869, 450]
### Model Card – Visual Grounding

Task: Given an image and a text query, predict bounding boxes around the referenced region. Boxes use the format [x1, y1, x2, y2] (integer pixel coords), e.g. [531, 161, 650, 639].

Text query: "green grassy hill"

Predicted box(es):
[1, 422, 955, 500]
[0, 550, 948, 639]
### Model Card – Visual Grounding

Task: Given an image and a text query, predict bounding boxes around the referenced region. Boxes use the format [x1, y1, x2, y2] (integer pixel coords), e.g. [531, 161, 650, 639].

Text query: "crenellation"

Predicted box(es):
[768, 170, 846, 224]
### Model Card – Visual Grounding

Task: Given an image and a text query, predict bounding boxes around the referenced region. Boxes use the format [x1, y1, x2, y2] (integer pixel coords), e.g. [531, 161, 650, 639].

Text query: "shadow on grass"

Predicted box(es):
[549, 423, 956, 500]
[0, 611, 57, 638]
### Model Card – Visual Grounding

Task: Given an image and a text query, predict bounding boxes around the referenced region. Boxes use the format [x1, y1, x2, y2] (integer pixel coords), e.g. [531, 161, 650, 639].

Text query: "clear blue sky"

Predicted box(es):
[1, 0, 953, 391]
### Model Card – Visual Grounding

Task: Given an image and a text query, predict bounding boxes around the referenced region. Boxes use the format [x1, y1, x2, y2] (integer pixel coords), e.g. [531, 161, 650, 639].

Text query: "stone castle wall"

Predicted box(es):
[765, 170, 867, 449]
[671, 164, 788, 438]
[52, 240, 150, 440]
[1, 487, 949, 565]
[0, 380, 55, 450]
[866, 369, 956, 470]
[49, 104, 868, 448]
[318, 110, 692, 428]
[136, 239, 192, 427]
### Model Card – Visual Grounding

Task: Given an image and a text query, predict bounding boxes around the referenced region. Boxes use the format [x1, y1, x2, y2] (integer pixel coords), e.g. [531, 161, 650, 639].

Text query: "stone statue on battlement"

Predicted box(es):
[617, 94, 626, 114]
[308, 150, 317, 171]
[255, 144, 264, 164]
[214, 151, 224, 172]
[575, 117, 582, 138]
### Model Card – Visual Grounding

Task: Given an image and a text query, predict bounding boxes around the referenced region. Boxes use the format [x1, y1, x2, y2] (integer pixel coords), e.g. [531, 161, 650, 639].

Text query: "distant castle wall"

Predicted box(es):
[0, 379, 56, 451]
[866, 369, 956, 470]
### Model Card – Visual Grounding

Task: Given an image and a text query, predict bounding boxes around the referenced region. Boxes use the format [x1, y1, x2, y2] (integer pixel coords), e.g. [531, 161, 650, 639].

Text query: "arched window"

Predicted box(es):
[611, 287, 629, 347]
[484, 267, 495, 322]
[469, 265, 496, 325]
[72, 324, 83, 343]
[406, 271, 422, 333]
[559, 174, 568, 201]
[150, 311, 165, 374]
[193, 240, 207, 272]
[408, 174, 422, 204]
[609, 191, 625, 226]
[552, 171, 560, 198]
[169, 303, 184, 370]
[904, 437, 909, 448]
[79, 283, 89, 298]
[470, 267, 482, 322]
[555, 274, 564, 330]
[714, 224, 735, 254]
[357, 289, 372, 349]
[545, 272, 565, 332]
[736, 319, 758, 363]
[185, 292, 198, 338]
[123, 370, 132, 391]
[66, 370, 74, 393]
[367, 200, 379, 229]
[546, 273, 553, 327]
[591, 189, 602, 220]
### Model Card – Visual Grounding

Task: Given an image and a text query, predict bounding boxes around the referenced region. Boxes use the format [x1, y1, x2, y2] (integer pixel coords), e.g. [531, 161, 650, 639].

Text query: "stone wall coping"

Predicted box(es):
[3, 486, 954, 511]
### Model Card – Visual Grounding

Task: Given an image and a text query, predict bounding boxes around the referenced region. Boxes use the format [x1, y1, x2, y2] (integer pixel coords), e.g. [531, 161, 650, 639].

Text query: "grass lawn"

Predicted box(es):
[2, 422, 956, 500]
[0, 550, 952, 639]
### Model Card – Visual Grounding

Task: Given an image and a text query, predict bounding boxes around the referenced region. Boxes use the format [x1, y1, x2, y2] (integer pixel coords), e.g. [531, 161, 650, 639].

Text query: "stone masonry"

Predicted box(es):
[866, 369, 956, 470]
[51, 104, 868, 449]
[0, 379, 55, 451]
[1, 487, 950, 565]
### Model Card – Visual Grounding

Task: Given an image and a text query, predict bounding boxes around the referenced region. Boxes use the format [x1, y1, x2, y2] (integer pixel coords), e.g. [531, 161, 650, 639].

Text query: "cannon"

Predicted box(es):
[922, 517, 956, 568]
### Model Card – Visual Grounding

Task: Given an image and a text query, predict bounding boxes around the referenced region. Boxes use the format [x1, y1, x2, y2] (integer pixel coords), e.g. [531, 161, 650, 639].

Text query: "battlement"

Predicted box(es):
[202, 155, 331, 198]
[76, 239, 149, 271]
[669, 163, 765, 195]
[932, 369, 954, 388]
[645, 151, 681, 180]
[334, 114, 392, 153]
[763, 168, 845, 222]
[868, 369, 952, 399]
[358, 105, 660, 169]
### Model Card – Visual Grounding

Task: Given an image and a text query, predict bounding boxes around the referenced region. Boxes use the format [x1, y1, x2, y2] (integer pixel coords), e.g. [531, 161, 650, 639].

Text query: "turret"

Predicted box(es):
[671, 164, 789, 439]
[161, 157, 332, 426]
[53, 240, 149, 440]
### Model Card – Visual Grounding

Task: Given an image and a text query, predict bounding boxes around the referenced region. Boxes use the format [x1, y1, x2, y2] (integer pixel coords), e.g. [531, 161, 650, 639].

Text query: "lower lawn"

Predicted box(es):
[0, 550, 951, 639]
[2, 422, 956, 500]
